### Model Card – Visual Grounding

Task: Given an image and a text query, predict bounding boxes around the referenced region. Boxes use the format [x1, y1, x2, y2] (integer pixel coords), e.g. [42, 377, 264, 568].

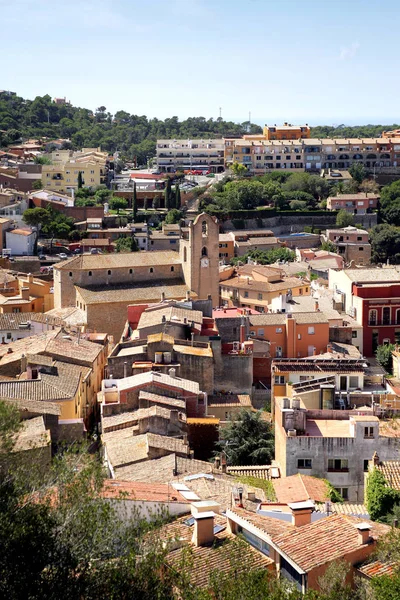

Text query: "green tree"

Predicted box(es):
[32, 179, 43, 190]
[77, 171, 83, 188]
[349, 162, 366, 184]
[366, 467, 400, 521]
[165, 209, 182, 224]
[336, 210, 354, 227]
[23, 207, 49, 228]
[109, 196, 128, 214]
[115, 236, 138, 252]
[216, 410, 274, 466]
[317, 560, 354, 600]
[321, 241, 337, 253]
[230, 161, 248, 177]
[370, 224, 400, 264]
[175, 185, 181, 209]
[376, 343, 395, 374]
[152, 196, 160, 210]
[164, 178, 172, 210]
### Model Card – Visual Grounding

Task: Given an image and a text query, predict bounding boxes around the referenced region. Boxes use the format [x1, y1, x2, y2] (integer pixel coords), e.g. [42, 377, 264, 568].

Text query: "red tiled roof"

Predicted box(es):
[101, 479, 189, 503]
[358, 560, 396, 579]
[272, 474, 329, 504]
[273, 515, 390, 572]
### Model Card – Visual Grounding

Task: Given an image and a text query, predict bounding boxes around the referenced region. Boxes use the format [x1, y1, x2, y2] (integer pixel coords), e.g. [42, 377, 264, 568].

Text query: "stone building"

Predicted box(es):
[53, 213, 219, 340]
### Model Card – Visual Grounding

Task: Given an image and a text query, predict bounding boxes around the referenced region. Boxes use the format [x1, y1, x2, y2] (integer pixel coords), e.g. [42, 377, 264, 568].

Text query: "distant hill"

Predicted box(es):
[0, 93, 262, 164]
[0, 92, 398, 163]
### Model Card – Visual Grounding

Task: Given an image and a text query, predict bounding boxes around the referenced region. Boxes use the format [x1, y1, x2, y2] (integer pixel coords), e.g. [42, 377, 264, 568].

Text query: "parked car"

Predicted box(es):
[206, 173, 215, 178]
[58, 253, 68, 260]
[40, 266, 50, 274]
[39, 254, 46, 260]
[90, 248, 100, 254]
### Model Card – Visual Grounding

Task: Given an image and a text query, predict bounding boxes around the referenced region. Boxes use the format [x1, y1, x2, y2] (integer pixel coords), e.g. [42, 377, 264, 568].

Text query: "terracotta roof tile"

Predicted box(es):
[272, 474, 329, 504]
[358, 560, 396, 578]
[75, 280, 194, 305]
[55, 250, 181, 270]
[376, 460, 400, 491]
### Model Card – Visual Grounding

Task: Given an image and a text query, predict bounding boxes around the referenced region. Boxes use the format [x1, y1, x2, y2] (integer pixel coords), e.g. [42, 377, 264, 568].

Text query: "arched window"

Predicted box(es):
[353, 154, 363, 160]
[369, 309, 377, 326]
[380, 153, 390, 159]
[339, 154, 349, 160]
[88, 271, 92, 277]
[108, 270, 111, 275]
[202, 220, 208, 237]
[396, 309, 400, 325]
[201, 246, 208, 257]
[366, 153, 377, 159]
[183, 247, 187, 262]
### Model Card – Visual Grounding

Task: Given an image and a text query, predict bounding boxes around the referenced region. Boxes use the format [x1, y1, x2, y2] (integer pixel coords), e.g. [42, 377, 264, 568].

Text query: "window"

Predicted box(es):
[108, 270, 111, 275]
[305, 287, 308, 293]
[88, 271, 92, 276]
[6, 332, 12, 340]
[129, 269, 133, 274]
[299, 289, 303, 295]
[308, 326, 315, 335]
[328, 458, 348, 472]
[349, 376, 358, 388]
[244, 291, 249, 298]
[201, 246, 208, 257]
[170, 266, 174, 272]
[352, 330, 358, 338]
[297, 459, 312, 469]
[257, 328, 264, 336]
[368, 309, 377, 326]
[258, 293, 263, 301]
[276, 327, 282, 333]
[364, 426, 374, 439]
[383, 306, 391, 325]
[69, 272, 72, 277]
[364, 459, 369, 472]
[149, 267, 153, 273]
[12, 308, 21, 313]
[298, 333, 302, 340]
[183, 247, 187, 262]
[276, 346, 283, 357]
[238, 527, 270, 556]
[274, 375, 285, 385]
[335, 487, 349, 500]
[202, 220, 208, 237]
[396, 309, 400, 325]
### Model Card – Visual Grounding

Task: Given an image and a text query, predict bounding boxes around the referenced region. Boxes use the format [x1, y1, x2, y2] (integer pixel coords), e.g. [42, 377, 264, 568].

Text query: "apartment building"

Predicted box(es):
[274, 393, 400, 502]
[156, 138, 225, 173]
[327, 192, 379, 213]
[224, 136, 400, 174]
[263, 122, 311, 140]
[220, 264, 310, 312]
[41, 148, 110, 193]
[323, 226, 371, 265]
[329, 268, 400, 355]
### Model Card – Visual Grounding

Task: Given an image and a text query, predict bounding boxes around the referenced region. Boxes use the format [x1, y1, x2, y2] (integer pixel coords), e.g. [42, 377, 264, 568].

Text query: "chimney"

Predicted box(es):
[214, 455, 221, 470]
[288, 501, 314, 527]
[240, 316, 246, 344]
[21, 353, 27, 373]
[356, 523, 372, 545]
[160, 291, 166, 302]
[123, 361, 127, 378]
[192, 512, 215, 547]
[169, 367, 176, 378]
[372, 451, 380, 466]
[21, 287, 29, 300]
[315, 300, 319, 312]
[28, 272, 33, 283]
[185, 290, 190, 301]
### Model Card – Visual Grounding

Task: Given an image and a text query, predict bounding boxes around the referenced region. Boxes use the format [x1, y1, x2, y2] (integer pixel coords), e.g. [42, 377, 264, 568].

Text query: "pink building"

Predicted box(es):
[327, 192, 379, 214]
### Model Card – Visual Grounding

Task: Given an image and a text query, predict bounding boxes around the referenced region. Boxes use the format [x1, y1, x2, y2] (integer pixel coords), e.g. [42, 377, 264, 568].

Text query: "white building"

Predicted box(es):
[6, 228, 36, 255]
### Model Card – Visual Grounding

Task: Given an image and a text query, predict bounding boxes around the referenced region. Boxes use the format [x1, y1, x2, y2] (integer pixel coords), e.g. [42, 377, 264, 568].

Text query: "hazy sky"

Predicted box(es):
[2, 0, 400, 125]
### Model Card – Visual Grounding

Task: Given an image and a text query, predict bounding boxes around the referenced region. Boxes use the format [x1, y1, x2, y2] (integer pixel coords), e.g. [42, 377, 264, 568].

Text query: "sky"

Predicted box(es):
[2, 0, 400, 126]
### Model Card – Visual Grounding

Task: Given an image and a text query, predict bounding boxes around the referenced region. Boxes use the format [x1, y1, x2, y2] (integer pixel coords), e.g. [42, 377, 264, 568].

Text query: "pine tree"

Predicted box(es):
[164, 178, 172, 210]
[132, 182, 138, 221]
[77, 171, 83, 188]
[175, 185, 181, 210]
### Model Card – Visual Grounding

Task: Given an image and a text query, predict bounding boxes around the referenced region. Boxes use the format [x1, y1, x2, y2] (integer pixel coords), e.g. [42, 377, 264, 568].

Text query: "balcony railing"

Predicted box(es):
[368, 320, 400, 326]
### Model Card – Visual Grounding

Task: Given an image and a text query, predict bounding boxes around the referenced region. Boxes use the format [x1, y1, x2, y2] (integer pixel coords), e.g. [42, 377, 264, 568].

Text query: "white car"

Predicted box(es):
[58, 253, 68, 260]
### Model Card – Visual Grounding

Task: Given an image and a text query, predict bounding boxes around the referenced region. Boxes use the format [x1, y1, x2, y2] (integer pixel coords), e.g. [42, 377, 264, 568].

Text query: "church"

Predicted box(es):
[53, 213, 219, 340]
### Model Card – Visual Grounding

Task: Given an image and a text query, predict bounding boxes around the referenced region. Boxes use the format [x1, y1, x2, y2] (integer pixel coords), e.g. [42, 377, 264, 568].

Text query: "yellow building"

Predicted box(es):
[219, 265, 310, 312]
[42, 149, 109, 193]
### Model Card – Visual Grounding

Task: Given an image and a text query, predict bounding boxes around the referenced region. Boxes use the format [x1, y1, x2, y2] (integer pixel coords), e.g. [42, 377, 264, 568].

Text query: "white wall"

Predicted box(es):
[6, 230, 36, 256]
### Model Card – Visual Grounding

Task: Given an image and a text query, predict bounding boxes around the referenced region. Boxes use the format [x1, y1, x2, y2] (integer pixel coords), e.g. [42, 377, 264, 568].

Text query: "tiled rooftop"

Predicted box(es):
[11, 416, 51, 452]
[344, 268, 400, 283]
[165, 517, 274, 588]
[138, 305, 203, 330]
[273, 514, 390, 573]
[113, 454, 214, 483]
[75, 280, 193, 305]
[358, 560, 395, 579]
[221, 276, 305, 293]
[56, 250, 182, 270]
[117, 370, 200, 394]
[138, 391, 186, 411]
[101, 479, 189, 503]
[375, 460, 400, 491]
[272, 474, 329, 504]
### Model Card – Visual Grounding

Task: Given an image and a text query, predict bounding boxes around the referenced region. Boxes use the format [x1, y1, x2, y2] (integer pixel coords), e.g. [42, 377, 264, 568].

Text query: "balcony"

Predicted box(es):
[368, 320, 399, 326]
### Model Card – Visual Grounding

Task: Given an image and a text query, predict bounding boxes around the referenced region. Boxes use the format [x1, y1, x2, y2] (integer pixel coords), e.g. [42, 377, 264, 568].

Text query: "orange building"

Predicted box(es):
[218, 232, 235, 262]
[263, 122, 310, 140]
